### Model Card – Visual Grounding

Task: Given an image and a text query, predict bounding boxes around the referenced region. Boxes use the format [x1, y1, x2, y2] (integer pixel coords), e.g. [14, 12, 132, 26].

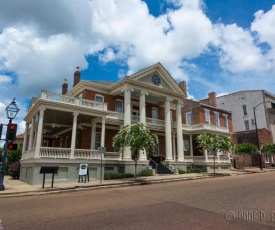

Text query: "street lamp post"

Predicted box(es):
[0, 99, 20, 191]
[253, 101, 271, 171]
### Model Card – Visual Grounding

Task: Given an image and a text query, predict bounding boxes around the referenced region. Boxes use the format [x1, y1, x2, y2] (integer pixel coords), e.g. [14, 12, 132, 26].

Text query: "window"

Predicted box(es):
[186, 112, 192, 125]
[95, 94, 104, 109]
[223, 115, 228, 128]
[95, 132, 101, 150]
[205, 109, 210, 124]
[183, 140, 190, 151]
[265, 155, 270, 163]
[132, 105, 140, 116]
[244, 120, 250, 130]
[214, 112, 220, 126]
[95, 94, 104, 103]
[65, 136, 69, 148]
[153, 142, 159, 156]
[152, 107, 158, 119]
[242, 105, 247, 116]
[115, 99, 123, 113]
[60, 138, 63, 148]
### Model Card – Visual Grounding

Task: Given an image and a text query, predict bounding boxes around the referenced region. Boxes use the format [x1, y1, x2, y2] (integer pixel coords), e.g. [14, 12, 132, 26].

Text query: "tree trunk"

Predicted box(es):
[214, 154, 216, 175]
[243, 155, 245, 171]
[135, 160, 137, 181]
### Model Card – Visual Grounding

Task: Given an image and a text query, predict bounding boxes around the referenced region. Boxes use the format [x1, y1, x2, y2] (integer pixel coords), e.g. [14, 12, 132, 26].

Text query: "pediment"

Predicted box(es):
[128, 63, 186, 96]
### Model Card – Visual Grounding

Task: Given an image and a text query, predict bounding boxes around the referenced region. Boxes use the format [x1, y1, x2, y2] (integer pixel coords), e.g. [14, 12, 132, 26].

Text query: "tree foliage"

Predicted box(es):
[261, 143, 275, 155]
[196, 133, 233, 154]
[234, 143, 258, 155]
[196, 133, 233, 174]
[113, 123, 158, 179]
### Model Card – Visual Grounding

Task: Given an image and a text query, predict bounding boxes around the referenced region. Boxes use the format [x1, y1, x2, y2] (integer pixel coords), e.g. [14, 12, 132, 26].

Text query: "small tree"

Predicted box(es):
[113, 123, 158, 180]
[261, 143, 275, 167]
[234, 143, 258, 171]
[197, 133, 233, 174]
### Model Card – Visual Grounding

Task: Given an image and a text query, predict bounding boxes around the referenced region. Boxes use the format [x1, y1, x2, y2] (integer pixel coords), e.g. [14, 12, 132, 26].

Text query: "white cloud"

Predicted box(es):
[0, 0, 275, 121]
[216, 23, 266, 73]
[0, 75, 11, 83]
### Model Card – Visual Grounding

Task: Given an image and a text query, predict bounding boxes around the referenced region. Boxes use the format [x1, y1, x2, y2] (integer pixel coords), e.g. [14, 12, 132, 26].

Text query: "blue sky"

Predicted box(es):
[0, 0, 275, 135]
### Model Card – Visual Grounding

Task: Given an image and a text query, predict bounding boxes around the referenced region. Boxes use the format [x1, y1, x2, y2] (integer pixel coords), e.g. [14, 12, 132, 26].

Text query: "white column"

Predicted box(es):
[28, 118, 35, 151]
[123, 88, 132, 126]
[70, 112, 78, 158]
[190, 134, 193, 158]
[22, 122, 29, 152]
[172, 132, 176, 161]
[176, 101, 184, 161]
[90, 121, 96, 150]
[35, 107, 46, 157]
[139, 91, 148, 124]
[205, 149, 208, 162]
[165, 97, 173, 161]
[122, 87, 133, 160]
[139, 91, 148, 161]
[100, 116, 106, 148]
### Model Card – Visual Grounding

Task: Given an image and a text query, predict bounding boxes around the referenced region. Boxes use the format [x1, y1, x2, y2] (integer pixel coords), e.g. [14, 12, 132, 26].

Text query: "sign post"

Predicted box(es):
[99, 147, 106, 184]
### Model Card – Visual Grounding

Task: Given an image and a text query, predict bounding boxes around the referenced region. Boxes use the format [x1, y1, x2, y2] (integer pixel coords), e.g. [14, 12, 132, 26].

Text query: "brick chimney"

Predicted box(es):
[178, 81, 187, 94]
[73, 66, 81, 87]
[62, 78, 68, 95]
[208, 92, 217, 107]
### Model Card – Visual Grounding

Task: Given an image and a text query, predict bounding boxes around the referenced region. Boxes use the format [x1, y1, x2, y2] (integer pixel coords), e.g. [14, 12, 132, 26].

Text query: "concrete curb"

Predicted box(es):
[1, 169, 273, 198]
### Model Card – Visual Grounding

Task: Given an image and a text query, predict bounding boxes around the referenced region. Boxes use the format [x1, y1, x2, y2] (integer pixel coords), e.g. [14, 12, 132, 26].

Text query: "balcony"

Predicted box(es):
[182, 124, 229, 133]
[29, 91, 108, 111]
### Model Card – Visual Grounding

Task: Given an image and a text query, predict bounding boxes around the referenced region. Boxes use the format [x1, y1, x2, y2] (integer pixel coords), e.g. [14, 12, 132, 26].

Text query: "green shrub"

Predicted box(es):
[5, 147, 22, 174]
[8, 160, 21, 179]
[137, 169, 152, 177]
[186, 167, 207, 173]
[178, 169, 186, 174]
[104, 172, 134, 180]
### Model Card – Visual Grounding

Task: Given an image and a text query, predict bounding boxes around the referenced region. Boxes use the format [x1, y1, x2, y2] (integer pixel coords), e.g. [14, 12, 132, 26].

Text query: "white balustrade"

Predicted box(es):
[107, 111, 124, 120]
[74, 149, 100, 159]
[104, 152, 121, 159]
[192, 156, 206, 162]
[184, 156, 193, 162]
[146, 117, 165, 126]
[182, 123, 229, 133]
[40, 147, 71, 158]
[37, 91, 107, 111]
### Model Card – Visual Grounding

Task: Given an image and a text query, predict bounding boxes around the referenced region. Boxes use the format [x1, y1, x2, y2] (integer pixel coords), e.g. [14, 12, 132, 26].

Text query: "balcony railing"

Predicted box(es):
[40, 147, 71, 158]
[183, 124, 229, 133]
[182, 156, 230, 163]
[36, 147, 121, 160]
[37, 91, 108, 111]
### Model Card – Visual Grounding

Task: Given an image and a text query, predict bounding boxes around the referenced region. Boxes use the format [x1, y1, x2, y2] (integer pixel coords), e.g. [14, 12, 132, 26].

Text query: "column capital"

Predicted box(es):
[140, 91, 149, 96]
[73, 112, 79, 116]
[165, 97, 173, 102]
[176, 100, 183, 107]
[102, 115, 106, 121]
[39, 106, 46, 111]
[121, 87, 134, 93]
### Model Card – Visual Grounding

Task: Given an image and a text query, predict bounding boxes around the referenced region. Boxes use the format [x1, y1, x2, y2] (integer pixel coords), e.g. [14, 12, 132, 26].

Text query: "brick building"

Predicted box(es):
[217, 90, 275, 168]
[20, 63, 233, 185]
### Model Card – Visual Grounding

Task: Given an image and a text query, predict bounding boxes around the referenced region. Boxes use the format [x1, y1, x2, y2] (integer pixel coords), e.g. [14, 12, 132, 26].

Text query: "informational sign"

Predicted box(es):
[101, 147, 106, 154]
[79, 164, 88, 176]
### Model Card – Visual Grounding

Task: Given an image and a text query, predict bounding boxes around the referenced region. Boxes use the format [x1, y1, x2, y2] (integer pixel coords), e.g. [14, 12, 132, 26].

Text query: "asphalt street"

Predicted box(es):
[1, 172, 275, 229]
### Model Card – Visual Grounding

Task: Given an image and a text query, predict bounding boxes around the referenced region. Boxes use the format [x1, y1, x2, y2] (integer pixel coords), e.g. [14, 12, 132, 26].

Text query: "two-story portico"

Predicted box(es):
[20, 63, 232, 185]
